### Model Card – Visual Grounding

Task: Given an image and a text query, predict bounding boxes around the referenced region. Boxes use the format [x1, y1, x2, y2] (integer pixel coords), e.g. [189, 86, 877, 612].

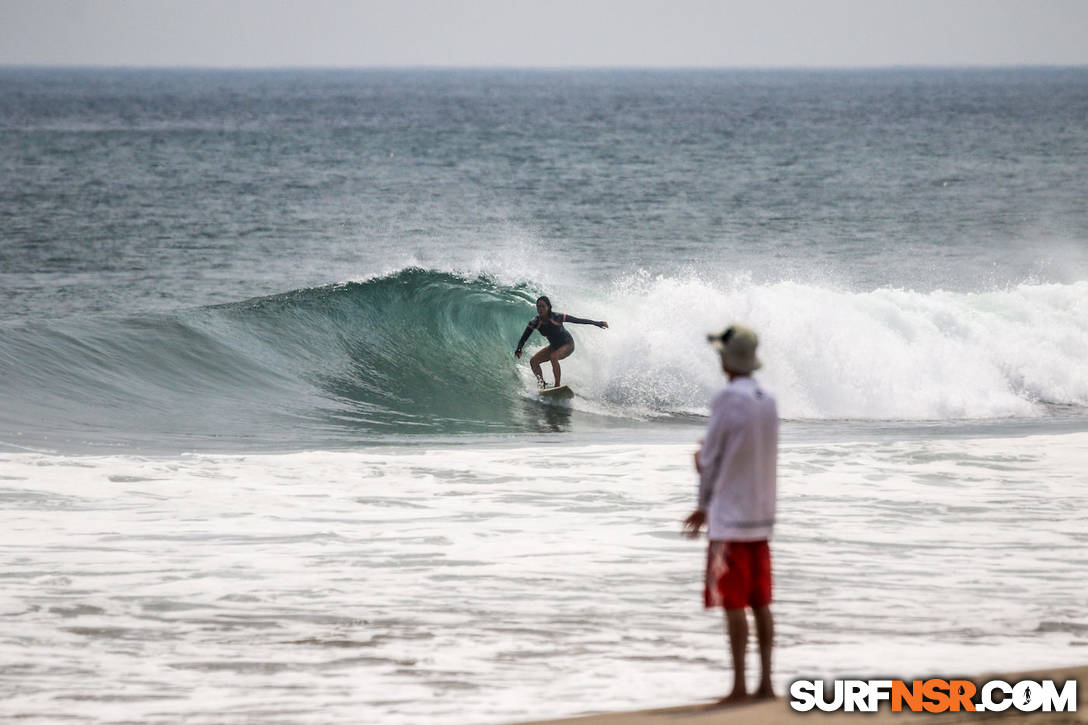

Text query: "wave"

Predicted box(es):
[1, 267, 1086, 447]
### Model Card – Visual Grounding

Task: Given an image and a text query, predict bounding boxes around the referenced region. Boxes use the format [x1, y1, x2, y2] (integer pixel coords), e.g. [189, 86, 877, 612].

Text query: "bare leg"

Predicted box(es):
[529, 347, 552, 387]
[711, 608, 749, 706]
[549, 343, 574, 387]
[752, 606, 775, 699]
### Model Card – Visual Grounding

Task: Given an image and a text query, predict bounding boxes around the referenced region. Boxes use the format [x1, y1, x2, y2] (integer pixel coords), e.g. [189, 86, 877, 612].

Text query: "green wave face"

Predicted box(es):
[207, 268, 542, 433]
[0, 269, 553, 448]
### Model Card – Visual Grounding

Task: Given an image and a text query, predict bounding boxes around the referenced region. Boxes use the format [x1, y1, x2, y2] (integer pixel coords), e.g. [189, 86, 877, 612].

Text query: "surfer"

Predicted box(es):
[513, 296, 608, 389]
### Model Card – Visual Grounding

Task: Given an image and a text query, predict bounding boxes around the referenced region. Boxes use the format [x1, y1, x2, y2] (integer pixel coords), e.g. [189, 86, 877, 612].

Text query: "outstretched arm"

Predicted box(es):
[561, 314, 609, 328]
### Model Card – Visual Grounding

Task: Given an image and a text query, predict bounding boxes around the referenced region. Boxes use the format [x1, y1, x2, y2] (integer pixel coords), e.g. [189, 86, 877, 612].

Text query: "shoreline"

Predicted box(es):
[512, 665, 1088, 724]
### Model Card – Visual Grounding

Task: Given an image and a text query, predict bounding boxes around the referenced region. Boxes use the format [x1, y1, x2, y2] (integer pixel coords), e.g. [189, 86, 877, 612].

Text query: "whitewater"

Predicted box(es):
[3, 435, 1087, 724]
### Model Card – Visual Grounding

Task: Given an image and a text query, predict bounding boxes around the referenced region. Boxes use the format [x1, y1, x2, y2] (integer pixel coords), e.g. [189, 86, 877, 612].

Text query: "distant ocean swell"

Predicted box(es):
[1, 268, 1086, 446]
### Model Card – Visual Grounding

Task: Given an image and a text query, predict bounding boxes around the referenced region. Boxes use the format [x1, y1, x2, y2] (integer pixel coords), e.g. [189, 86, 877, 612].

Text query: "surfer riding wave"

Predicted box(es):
[514, 296, 608, 389]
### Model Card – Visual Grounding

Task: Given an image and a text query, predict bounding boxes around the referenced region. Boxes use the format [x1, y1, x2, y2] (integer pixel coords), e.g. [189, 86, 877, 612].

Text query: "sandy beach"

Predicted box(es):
[514, 666, 1087, 724]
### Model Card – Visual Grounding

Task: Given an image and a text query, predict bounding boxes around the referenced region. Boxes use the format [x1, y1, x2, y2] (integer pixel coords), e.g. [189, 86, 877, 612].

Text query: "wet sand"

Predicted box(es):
[513, 665, 1087, 724]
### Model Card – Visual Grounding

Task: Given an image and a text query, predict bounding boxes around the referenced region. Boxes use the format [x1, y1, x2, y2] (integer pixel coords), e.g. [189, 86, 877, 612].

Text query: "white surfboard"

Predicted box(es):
[538, 384, 574, 400]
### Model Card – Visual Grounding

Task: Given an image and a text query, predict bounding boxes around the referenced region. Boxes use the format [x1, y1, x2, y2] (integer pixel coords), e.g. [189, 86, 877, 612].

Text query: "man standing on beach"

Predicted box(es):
[683, 324, 778, 705]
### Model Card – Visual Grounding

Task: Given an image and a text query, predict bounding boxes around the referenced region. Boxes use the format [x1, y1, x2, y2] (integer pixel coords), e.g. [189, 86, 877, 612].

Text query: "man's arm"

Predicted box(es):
[697, 396, 732, 510]
[684, 394, 732, 537]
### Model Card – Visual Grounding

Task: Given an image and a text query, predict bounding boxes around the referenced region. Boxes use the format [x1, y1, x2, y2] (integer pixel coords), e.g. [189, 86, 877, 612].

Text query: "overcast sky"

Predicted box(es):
[1, 0, 1086, 69]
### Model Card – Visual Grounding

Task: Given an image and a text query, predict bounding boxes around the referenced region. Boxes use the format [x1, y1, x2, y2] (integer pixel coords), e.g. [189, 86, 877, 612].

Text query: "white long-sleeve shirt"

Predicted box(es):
[698, 376, 779, 541]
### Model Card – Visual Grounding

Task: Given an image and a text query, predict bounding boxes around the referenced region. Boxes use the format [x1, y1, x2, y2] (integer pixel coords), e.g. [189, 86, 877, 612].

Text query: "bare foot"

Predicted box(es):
[753, 684, 777, 701]
[706, 691, 750, 709]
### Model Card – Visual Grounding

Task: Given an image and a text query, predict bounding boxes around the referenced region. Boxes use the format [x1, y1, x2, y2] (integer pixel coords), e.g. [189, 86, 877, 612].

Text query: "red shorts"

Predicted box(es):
[704, 539, 772, 610]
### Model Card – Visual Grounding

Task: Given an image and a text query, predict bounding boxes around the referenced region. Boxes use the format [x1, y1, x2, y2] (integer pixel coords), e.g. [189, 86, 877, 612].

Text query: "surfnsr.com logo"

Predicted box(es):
[789, 679, 1078, 713]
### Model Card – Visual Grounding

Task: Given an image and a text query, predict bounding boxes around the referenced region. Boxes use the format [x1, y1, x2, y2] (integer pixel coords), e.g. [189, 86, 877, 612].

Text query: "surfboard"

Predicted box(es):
[538, 384, 574, 400]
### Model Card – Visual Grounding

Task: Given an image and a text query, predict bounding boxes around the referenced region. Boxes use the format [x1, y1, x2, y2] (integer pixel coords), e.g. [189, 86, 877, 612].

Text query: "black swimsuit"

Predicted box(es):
[515, 311, 600, 354]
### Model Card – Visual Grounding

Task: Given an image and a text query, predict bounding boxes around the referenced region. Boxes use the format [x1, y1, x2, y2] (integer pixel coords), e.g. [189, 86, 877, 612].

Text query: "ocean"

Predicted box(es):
[1, 67, 1086, 724]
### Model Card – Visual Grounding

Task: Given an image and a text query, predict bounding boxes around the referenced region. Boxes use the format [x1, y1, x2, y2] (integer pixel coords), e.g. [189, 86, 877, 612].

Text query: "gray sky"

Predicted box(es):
[1, 0, 1086, 68]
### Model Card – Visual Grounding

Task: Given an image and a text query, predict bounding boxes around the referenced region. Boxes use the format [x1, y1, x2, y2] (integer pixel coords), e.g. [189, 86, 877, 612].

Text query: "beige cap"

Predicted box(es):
[706, 324, 762, 373]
